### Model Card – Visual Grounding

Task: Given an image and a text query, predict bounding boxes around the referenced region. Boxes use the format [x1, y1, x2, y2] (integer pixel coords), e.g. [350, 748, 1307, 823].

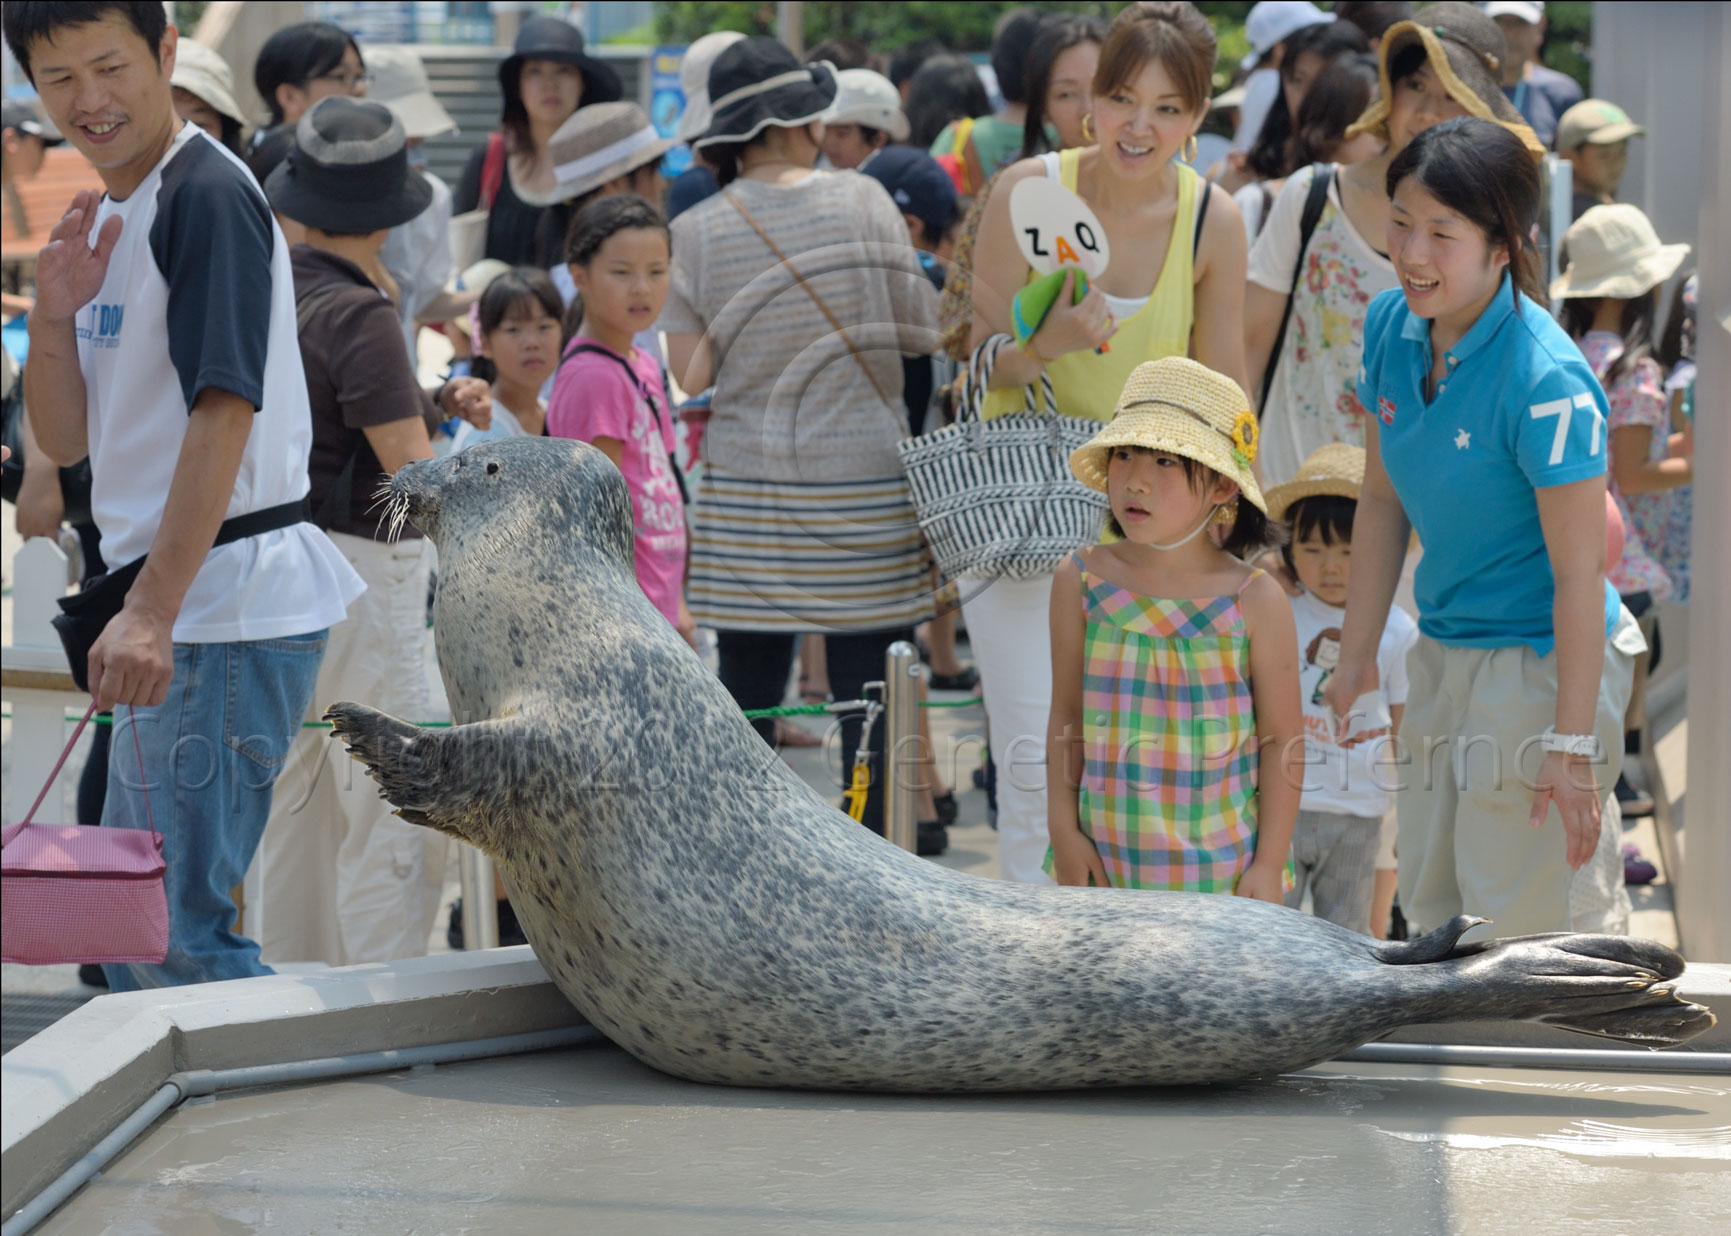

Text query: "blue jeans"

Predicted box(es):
[103, 631, 327, 990]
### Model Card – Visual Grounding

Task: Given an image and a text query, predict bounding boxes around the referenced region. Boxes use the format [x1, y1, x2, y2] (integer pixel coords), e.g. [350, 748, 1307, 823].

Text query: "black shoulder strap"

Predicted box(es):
[1259, 164, 1335, 414]
[561, 343, 690, 505]
[1192, 176, 1213, 260]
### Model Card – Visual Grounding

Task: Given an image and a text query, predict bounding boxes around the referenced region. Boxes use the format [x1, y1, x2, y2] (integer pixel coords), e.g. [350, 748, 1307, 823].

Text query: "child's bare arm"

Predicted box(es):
[1239, 572, 1302, 903]
[1046, 556, 1107, 886]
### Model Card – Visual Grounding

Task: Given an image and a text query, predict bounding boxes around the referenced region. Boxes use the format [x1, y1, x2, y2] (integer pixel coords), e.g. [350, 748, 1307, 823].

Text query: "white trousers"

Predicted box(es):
[255, 533, 447, 966]
[960, 573, 1057, 885]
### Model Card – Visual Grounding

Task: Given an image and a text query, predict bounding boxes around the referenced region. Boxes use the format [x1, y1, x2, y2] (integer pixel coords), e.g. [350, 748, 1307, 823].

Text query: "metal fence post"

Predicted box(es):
[459, 845, 500, 950]
[883, 641, 921, 853]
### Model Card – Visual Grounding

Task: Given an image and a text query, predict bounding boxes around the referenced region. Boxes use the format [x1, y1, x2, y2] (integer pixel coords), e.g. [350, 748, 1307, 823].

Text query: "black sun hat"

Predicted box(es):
[265, 97, 433, 233]
[694, 36, 838, 150]
[499, 17, 623, 109]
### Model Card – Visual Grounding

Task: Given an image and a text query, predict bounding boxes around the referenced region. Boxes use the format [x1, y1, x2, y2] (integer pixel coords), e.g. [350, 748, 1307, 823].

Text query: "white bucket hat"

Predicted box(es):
[677, 31, 747, 143]
[364, 45, 458, 140]
[171, 38, 246, 127]
[823, 69, 909, 142]
[1552, 204, 1691, 301]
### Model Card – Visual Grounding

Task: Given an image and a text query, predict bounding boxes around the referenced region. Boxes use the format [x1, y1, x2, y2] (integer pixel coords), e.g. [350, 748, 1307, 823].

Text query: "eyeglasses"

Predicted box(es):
[313, 69, 368, 91]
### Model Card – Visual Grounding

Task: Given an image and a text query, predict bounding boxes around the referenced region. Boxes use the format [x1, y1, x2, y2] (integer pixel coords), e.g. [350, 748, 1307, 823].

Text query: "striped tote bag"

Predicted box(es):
[897, 333, 1107, 582]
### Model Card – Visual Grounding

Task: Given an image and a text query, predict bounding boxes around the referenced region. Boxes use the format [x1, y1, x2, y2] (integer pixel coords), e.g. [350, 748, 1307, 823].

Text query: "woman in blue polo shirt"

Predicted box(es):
[1326, 118, 1645, 942]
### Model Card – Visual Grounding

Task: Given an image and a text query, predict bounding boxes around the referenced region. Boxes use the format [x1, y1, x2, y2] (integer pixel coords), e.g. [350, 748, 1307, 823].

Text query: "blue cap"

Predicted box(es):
[861, 145, 959, 240]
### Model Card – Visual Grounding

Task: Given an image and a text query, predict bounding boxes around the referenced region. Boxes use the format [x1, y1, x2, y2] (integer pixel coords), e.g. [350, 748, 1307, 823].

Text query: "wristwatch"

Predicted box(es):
[1539, 727, 1601, 759]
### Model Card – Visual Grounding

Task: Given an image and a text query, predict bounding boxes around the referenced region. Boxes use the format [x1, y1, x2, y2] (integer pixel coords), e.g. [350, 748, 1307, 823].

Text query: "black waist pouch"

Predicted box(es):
[53, 499, 311, 692]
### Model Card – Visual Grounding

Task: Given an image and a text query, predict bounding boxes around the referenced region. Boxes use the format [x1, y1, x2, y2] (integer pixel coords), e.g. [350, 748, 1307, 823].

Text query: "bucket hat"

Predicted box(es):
[170, 39, 246, 127]
[677, 31, 747, 142]
[530, 102, 675, 206]
[694, 37, 838, 150]
[1347, 3, 1544, 158]
[1263, 444, 1365, 523]
[824, 69, 909, 141]
[1552, 204, 1690, 301]
[499, 17, 622, 111]
[365, 45, 457, 140]
[1554, 99, 1644, 151]
[265, 96, 432, 233]
[1246, 1, 1332, 57]
[1071, 358, 1267, 513]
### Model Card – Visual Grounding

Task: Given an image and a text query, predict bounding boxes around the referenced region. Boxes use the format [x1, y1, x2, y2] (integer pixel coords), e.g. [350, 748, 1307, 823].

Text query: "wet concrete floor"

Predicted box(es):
[35, 1042, 1731, 1236]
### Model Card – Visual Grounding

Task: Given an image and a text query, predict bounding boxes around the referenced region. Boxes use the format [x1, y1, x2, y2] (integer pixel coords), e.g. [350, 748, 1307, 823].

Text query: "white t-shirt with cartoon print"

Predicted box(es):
[1291, 589, 1418, 819]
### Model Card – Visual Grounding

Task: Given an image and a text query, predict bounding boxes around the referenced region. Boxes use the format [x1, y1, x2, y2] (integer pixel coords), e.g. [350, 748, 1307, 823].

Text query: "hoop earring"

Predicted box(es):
[1081, 112, 1097, 144]
[1183, 134, 1198, 163]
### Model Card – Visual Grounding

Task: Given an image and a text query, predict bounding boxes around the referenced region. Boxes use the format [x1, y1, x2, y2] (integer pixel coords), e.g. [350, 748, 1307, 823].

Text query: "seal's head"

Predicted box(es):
[386, 437, 635, 571]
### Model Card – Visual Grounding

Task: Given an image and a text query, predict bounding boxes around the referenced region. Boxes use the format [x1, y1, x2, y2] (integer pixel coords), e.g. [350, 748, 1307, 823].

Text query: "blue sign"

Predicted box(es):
[651, 45, 692, 178]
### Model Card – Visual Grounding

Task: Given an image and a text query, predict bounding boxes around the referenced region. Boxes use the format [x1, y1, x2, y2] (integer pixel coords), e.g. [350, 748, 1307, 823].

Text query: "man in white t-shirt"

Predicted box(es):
[1265, 446, 1417, 934]
[5, 3, 364, 990]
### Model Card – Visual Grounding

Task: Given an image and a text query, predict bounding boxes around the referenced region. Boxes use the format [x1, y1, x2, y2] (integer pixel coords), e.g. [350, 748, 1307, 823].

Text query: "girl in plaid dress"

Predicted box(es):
[1047, 358, 1302, 900]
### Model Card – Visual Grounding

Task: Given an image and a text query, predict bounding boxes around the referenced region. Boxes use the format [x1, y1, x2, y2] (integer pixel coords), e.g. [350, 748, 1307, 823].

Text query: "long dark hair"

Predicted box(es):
[1246, 20, 1369, 180]
[1289, 53, 1378, 168]
[1656, 268, 1696, 372]
[561, 194, 671, 337]
[470, 267, 564, 386]
[905, 54, 992, 150]
[1021, 15, 1108, 158]
[253, 21, 360, 125]
[1560, 292, 1658, 388]
[1386, 118, 1546, 308]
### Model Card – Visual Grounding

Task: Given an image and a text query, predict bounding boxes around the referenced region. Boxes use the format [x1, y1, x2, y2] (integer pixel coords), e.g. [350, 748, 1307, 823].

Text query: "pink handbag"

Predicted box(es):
[1, 703, 168, 965]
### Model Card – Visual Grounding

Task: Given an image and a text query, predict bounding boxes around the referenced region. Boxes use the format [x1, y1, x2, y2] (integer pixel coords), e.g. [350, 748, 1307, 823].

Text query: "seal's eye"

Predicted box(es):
[486, 462, 500, 475]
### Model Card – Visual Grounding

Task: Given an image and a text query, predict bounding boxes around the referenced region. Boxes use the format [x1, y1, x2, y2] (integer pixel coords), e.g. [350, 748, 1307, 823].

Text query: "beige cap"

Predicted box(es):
[823, 69, 909, 142]
[677, 31, 747, 143]
[364, 45, 457, 140]
[1553, 204, 1689, 301]
[1071, 357, 1266, 513]
[171, 38, 246, 126]
[1555, 98, 1644, 151]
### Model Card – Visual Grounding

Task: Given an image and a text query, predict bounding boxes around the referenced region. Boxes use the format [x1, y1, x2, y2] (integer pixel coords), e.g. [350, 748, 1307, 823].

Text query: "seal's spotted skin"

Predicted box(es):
[327, 438, 1712, 1092]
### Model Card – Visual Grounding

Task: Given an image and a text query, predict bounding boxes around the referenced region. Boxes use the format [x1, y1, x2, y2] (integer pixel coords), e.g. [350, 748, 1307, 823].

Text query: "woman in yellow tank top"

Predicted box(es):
[956, 1, 1251, 891]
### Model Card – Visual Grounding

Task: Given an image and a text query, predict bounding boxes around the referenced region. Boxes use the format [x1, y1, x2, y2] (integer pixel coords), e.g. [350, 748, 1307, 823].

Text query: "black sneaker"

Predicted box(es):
[447, 898, 529, 949]
[917, 821, 950, 856]
[78, 964, 110, 989]
[927, 665, 980, 692]
[1614, 773, 1655, 818]
[933, 790, 958, 827]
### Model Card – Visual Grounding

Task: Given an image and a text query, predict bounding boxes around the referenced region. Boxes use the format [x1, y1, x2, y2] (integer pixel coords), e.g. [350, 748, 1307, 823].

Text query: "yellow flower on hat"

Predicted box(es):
[1230, 409, 1258, 470]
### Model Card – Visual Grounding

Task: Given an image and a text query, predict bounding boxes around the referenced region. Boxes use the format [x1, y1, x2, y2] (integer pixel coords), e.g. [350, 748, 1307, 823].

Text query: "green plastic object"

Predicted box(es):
[1011, 267, 1089, 346]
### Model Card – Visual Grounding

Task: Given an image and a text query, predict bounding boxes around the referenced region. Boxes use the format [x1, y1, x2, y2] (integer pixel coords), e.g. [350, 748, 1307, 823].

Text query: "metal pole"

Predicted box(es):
[883, 641, 921, 853]
[458, 844, 500, 950]
[777, 1, 804, 59]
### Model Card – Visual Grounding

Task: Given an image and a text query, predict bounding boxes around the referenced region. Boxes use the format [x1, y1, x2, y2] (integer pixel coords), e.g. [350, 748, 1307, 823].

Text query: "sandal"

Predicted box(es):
[775, 719, 824, 749]
[933, 790, 958, 827]
[927, 665, 980, 692]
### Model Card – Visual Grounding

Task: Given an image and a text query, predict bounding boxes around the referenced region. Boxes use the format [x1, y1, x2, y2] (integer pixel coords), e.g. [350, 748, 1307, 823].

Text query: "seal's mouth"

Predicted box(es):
[378, 458, 441, 543]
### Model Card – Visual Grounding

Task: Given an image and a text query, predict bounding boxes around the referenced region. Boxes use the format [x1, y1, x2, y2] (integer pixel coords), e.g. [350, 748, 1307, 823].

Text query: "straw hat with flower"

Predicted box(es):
[1263, 444, 1366, 523]
[1552, 204, 1690, 302]
[1071, 357, 1266, 514]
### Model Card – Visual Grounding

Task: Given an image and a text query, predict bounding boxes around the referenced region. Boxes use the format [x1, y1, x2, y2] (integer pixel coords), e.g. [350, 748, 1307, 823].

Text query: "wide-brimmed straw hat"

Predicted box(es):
[677, 31, 747, 142]
[170, 39, 246, 127]
[1071, 357, 1267, 513]
[365, 45, 457, 140]
[499, 17, 622, 110]
[695, 37, 837, 150]
[265, 97, 432, 233]
[1263, 444, 1365, 522]
[517, 102, 675, 206]
[1347, 4, 1544, 159]
[1552, 204, 1690, 301]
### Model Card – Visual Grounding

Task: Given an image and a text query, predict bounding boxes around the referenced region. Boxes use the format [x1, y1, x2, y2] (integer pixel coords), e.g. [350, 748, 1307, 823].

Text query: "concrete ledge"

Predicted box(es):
[5, 953, 1726, 1222]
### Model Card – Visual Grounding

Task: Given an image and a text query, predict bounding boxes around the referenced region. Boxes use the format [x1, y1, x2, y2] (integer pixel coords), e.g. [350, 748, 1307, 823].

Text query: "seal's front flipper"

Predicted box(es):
[325, 702, 519, 848]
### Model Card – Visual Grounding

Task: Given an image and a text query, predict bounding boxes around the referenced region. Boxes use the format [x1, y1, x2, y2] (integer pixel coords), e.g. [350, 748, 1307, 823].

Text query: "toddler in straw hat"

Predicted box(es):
[1045, 358, 1300, 901]
[1265, 444, 1418, 934]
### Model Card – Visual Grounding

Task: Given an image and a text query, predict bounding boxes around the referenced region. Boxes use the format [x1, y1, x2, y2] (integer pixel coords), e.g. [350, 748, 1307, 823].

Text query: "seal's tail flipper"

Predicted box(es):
[1413, 927, 1715, 1048]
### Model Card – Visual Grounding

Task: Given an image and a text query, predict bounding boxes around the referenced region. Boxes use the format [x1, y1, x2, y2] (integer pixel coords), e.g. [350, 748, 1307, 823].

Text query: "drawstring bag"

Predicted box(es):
[1, 703, 168, 965]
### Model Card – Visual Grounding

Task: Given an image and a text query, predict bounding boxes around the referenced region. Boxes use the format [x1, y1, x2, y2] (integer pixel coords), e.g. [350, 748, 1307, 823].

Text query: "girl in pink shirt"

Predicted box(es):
[547, 196, 692, 642]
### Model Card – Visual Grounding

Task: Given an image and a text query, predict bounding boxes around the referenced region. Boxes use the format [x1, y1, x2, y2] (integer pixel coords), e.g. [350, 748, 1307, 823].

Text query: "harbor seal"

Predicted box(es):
[328, 438, 1712, 1091]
